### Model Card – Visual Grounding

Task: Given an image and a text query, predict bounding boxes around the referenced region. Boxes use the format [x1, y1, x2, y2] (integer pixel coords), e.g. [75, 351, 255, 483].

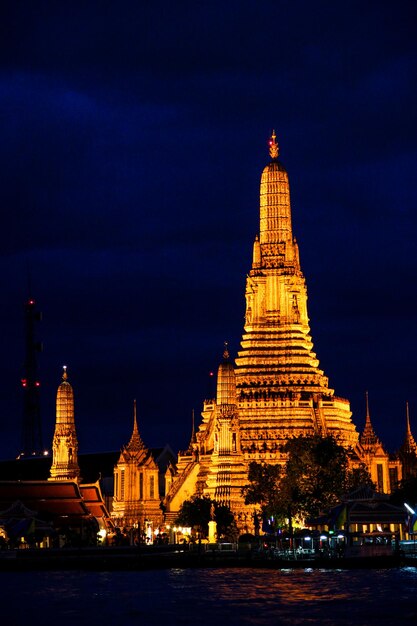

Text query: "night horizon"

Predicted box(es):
[1, 1, 417, 461]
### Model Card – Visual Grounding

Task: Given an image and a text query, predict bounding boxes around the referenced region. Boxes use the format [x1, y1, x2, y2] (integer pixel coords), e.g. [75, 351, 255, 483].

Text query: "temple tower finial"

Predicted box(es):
[269, 130, 279, 159]
[404, 401, 417, 452]
[406, 401, 411, 434]
[365, 390, 370, 421]
[133, 398, 138, 433]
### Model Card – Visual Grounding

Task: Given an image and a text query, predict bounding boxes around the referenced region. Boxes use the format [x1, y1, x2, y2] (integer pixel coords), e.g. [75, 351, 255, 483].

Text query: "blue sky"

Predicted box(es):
[0, 1, 416, 459]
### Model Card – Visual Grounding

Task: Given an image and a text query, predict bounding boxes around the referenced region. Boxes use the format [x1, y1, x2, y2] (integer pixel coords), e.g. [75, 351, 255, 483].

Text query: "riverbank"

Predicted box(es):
[0, 546, 414, 571]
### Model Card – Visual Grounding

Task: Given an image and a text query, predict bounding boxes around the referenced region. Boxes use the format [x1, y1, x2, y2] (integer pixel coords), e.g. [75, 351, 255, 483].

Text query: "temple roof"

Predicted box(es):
[359, 392, 384, 451]
[124, 400, 146, 453]
[399, 402, 417, 456]
[0, 480, 111, 523]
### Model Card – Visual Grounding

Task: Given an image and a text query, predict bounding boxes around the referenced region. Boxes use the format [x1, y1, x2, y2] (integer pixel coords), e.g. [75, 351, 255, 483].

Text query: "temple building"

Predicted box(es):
[111, 400, 175, 541]
[1, 133, 416, 541]
[164, 133, 414, 529]
[356, 392, 401, 493]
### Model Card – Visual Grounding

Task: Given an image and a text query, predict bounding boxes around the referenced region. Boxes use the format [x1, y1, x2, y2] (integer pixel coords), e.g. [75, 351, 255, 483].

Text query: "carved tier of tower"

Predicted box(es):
[235, 132, 358, 458]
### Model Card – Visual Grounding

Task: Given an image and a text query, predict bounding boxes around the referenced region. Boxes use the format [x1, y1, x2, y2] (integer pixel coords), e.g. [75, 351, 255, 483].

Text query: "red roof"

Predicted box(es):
[0, 480, 111, 522]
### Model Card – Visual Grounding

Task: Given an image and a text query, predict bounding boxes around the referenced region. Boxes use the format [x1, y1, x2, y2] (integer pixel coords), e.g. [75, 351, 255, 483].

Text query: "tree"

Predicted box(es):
[242, 460, 298, 534]
[243, 435, 373, 532]
[174, 495, 235, 539]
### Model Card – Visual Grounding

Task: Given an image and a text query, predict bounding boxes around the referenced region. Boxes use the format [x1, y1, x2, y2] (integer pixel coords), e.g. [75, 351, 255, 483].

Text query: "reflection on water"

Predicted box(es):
[1, 567, 416, 626]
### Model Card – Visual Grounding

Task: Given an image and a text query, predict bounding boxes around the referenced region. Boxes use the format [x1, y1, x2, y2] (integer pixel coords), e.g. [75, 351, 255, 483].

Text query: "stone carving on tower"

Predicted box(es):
[49, 366, 80, 481]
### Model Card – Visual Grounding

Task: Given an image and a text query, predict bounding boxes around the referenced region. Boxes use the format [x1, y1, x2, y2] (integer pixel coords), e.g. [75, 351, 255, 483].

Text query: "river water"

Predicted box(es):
[1, 566, 416, 625]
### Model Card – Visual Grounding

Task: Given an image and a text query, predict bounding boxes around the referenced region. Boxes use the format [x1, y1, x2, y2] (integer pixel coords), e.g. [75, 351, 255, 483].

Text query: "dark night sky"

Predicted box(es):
[1, 1, 416, 461]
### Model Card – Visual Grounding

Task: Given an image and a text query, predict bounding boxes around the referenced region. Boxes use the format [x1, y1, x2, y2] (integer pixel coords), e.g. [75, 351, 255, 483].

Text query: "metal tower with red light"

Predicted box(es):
[20, 298, 43, 457]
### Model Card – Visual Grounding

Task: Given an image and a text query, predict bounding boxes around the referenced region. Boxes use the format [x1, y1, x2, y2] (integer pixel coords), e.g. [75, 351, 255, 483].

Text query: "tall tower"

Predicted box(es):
[235, 132, 358, 460]
[49, 366, 80, 481]
[20, 297, 43, 457]
[166, 133, 361, 527]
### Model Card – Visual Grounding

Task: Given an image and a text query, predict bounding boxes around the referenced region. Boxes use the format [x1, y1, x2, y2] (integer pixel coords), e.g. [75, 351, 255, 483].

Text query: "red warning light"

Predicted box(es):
[35, 381, 40, 387]
[21, 379, 27, 387]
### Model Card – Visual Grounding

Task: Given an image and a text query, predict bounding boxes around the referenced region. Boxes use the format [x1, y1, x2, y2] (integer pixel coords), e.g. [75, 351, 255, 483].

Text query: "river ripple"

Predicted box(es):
[1, 566, 416, 625]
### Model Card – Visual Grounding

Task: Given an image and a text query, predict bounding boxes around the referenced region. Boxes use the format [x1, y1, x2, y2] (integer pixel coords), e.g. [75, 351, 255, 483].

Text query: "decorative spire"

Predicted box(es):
[403, 401, 417, 454]
[360, 391, 380, 448]
[260, 131, 293, 245]
[186, 409, 197, 452]
[126, 399, 145, 452]
[365, 390, 370, 421]
[217, 342, 237, 407]
[406, 401, 412, 435]
[268, 130, 279, 159]
[62, 365, 68, 381]
[252, 234, 261, 268]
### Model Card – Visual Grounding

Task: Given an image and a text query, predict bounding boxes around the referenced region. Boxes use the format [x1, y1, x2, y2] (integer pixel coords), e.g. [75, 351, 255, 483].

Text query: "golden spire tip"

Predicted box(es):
[268, 130, 279, 159]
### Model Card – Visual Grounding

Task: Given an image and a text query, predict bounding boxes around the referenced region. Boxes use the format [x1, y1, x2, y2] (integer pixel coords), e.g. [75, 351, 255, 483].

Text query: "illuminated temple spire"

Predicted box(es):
[360, 391, 382, 448]
[49, 366, 80, 481]
[401, 402, 417, 456]
[125, 399, 145, 453]
[406, 403, 416, 448]
[268, 129, 279, 159]
[216, 342, 237, 408]
[205, 344, 247, 508]
[398, 402, 417, 480]
[166, 132, 362, 530]
[185, 409, 197, 454]
[235, 132, 358, 454]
